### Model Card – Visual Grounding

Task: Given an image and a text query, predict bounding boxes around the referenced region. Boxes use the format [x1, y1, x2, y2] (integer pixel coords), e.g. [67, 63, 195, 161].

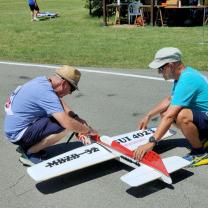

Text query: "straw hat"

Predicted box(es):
[55, 65, 81, 90]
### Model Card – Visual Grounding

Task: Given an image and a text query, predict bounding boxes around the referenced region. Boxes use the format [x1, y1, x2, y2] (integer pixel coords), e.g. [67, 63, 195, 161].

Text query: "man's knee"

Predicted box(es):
[175, 109, 193, 126]
[160, 109, 168, 118]
[47, 129, 69, 140]
[58, 129, 69, 137]
[34, 129, 69, 147]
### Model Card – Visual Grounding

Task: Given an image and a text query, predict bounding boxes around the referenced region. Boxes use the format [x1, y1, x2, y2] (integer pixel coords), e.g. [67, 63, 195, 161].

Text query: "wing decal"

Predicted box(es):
[27, 143, 116, 182]
[110, 128, 176, 151]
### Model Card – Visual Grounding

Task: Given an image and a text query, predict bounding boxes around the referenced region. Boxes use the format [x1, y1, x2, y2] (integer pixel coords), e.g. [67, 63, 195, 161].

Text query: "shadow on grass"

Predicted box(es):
[37, 15, 60, 22]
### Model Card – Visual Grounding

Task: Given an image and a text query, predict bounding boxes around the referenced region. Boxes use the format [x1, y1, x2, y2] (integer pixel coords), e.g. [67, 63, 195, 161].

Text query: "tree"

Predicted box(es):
[85, 0, 114, 17]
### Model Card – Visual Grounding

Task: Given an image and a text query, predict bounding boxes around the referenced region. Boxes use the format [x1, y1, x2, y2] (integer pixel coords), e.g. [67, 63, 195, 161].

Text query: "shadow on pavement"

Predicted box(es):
[36, 159, 127, 194]
[45, 141, 84, 158]
[36, 141, 131, 194]
[125, 137, 193, 197]
[36, 137, 191, 195]
[126, 169, 194, 198]
[154, 137, 191, 154]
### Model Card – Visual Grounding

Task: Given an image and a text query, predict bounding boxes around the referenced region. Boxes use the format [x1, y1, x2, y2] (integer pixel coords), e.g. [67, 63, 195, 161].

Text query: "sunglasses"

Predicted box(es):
[67, 81, 76, 92]
[61, 77, 76, 92]
[69, 83, 76, 92]
[158, 64, 168, 73]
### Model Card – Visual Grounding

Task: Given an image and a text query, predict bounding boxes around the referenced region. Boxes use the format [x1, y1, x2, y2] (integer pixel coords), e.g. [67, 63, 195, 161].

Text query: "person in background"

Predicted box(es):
[134, 47, 208, 166]
[4, 65, 97, 166]
[28, 0, 40, 21]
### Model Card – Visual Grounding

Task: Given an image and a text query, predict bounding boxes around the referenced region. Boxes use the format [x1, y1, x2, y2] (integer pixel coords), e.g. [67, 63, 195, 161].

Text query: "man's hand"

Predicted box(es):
[67, 111, 98, 135]
[134, 142, 155, 161]
[138, 115, 150, 130]
[68, 111, 89, 126]
[76, 126, 98, 145]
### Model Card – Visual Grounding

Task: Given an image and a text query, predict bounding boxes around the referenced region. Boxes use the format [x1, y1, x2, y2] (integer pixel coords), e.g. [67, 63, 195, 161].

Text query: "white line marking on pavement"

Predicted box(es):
[0, 61, 168, 81]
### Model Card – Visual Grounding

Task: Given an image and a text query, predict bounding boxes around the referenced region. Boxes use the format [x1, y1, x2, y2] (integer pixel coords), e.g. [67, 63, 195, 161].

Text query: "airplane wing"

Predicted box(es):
[27, 143, 117, 182]
[27, 128, 190, 187]
[111, 128, 176, 151]
[120, 156, 191, 187]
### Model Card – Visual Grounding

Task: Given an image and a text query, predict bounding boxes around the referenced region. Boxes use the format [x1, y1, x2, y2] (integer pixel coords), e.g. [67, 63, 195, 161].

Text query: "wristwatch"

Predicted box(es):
[149, 136, 158, 145]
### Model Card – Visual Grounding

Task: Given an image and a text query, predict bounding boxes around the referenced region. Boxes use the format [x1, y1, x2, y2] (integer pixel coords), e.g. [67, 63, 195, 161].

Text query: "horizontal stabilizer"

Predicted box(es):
[121, 164, 161, 187]
[120, 156, 190, 187]
[163, 156, 191, 173]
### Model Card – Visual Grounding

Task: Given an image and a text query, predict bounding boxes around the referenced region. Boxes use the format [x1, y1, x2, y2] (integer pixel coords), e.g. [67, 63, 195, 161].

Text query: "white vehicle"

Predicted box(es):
[27, 128, 190, 187]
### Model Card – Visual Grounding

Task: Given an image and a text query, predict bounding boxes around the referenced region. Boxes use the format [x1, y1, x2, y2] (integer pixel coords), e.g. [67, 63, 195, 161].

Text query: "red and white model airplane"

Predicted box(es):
[27, 128, 190, 187]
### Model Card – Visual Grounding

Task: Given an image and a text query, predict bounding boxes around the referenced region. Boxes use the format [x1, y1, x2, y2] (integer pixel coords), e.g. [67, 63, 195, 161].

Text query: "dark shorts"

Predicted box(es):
[192, 110, 208, 140]
[29, 4, 39, 12]
[14, 117, 65, 151]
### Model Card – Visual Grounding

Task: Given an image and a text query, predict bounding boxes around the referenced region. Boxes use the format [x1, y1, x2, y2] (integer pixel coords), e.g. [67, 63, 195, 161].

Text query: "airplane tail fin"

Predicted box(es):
[100, 136, 173, 184]
[140, 151, 170, 178]
[121, 156, 190, 187]
[140, 151, 171, 182]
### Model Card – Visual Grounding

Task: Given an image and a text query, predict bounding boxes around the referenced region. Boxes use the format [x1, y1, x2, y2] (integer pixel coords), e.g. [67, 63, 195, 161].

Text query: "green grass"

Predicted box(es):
[0, 0, 208, 70]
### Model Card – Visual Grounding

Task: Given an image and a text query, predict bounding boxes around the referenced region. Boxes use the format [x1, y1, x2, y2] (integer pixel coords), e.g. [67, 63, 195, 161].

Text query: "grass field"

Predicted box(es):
[0, 0, 208, 70]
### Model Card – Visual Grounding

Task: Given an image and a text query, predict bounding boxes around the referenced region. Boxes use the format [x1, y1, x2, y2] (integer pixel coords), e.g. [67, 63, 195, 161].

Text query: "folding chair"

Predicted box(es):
[128, 1, 144, 26]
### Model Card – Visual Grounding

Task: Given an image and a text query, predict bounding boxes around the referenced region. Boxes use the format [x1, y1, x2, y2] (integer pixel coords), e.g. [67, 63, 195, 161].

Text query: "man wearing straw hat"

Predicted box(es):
[4, 65, 97, 166]
[134, 47, 208, 166]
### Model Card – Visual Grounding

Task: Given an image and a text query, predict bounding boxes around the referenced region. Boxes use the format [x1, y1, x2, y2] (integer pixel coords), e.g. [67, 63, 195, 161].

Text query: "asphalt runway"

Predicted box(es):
[0, 62, 207, 208]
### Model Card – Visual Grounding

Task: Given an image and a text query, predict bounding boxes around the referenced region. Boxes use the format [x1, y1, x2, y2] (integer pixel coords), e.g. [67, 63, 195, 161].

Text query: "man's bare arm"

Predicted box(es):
[139, 96, 171, 129]
[153, 105, 182, 140]
[53, 111, 95, 134]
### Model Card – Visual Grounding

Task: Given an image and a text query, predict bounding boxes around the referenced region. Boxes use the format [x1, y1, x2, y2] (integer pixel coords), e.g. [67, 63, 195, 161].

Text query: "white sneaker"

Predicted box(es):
[19, 155, 34, 167]
[33, 17, 40, 21]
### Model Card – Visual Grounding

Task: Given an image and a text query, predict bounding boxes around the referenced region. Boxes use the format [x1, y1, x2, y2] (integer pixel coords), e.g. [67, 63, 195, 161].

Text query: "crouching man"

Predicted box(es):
[4, 65, 97, 166]
[135, 47, 208, 166]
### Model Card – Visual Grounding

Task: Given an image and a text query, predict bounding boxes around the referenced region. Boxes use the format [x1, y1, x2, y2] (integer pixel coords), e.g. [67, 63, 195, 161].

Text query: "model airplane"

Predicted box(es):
[27, 127, 191, 187]
[37, 12, 59, 20]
